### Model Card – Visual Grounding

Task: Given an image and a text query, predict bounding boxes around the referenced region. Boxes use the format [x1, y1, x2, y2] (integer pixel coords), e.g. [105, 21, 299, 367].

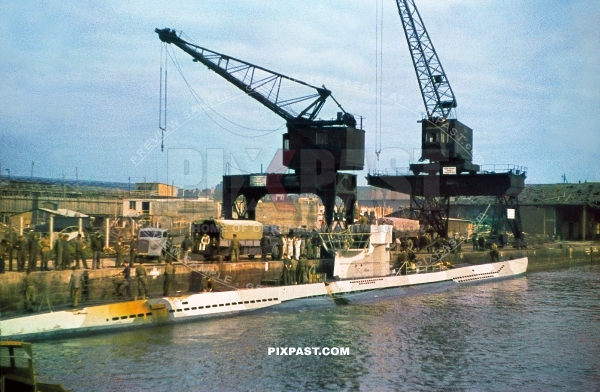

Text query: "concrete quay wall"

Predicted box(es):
[0, 261, 286, 315]
[453, 242, 598, 272]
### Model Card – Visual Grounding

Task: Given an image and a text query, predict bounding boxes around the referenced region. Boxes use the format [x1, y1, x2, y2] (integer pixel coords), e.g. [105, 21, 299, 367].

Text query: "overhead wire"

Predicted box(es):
[165, 44, 285, 138]
[375, 0, 384, 160]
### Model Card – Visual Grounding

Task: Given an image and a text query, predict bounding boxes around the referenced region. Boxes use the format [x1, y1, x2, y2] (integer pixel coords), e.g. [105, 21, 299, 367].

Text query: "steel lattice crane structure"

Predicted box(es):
[395, 0, 479, 176]
[367, 0, 526, 245]
[397, 0, 457, 121]
[156, 28, 364, 229]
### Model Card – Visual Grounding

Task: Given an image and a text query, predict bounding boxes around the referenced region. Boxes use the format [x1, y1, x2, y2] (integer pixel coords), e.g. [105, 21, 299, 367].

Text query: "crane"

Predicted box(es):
[367, 0, 526, 246]
[156, 28, 365, 228]
[395, 0, 479, 175]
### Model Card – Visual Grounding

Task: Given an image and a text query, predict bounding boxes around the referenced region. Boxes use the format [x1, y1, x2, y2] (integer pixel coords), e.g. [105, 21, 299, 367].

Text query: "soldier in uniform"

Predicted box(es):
[192, 233, 201, 253]
[28, 234, 41, 271]
[282, 257, 293, 285]
[5, 231, 15, 271]
[472, 232, 479, 251]
[229, 234, 240, 262]
[163, 260, 176, 296]
[135, 260, 148, 299]
[22, 269, 36, 312]
[91, 232, 104, 269]
[54, 234, 64, 270]
[115, 236, 124, 268]
[62, 234, 73, 270]
[478, 236, 485, 251]
[164, 236, 174, 263]
[68, 266, 83, 308]
[208, 238, 219, 262]
[129, 236, 137, 264]
[74, 233, 89, 269]
[489, 242, 500, 262]
[296, 254, 309, 284]
[204, 277, 213, 292]
[305, 237, 313, 260]
[16, 235, 29, 272]
[0, 239, 7, 273]
[113, 261, 131, 297]
[181, 235, 193, 262]
[260, 235, 268, 261]
[39, 234, 51, 271]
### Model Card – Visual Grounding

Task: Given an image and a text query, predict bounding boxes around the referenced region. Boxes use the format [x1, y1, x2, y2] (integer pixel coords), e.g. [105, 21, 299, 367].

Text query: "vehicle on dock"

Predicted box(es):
[192, 219, 263, 261]
[262, 225, 283, 260]
[137, 227, 169, 259]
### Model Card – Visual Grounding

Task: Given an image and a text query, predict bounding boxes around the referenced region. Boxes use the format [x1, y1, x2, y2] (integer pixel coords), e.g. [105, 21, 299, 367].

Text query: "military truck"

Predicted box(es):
[192, 219, 262, 261]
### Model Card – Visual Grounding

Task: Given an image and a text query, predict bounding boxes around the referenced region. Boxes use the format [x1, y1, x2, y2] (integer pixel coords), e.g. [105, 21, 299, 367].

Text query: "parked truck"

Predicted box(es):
[192, 219, 263, 261]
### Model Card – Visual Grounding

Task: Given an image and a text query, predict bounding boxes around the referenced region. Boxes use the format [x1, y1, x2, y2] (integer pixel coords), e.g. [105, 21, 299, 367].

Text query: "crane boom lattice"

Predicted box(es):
[395, 0, 457, 120]
[156, 28, 353, 126]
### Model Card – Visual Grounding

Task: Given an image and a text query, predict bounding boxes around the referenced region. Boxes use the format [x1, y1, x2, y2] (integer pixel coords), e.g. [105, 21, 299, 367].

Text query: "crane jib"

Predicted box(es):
[154, 28, 354, 127]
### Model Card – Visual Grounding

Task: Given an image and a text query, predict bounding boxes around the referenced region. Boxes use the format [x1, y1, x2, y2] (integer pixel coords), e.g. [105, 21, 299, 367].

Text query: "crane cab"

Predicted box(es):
[410, 118, 480, 175]
[283, 125, 365, 172]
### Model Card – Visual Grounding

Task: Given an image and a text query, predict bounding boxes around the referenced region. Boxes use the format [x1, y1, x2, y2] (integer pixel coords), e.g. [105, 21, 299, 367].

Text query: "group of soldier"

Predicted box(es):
[0, 230, 112, 273]
[281, 235, 319, 261]
[0, 232, 52, 272]
[281, 253, 311, 286]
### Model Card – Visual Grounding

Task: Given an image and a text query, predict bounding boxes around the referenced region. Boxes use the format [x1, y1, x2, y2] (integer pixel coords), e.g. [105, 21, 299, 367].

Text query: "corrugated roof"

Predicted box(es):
[453, 182, 600, 208]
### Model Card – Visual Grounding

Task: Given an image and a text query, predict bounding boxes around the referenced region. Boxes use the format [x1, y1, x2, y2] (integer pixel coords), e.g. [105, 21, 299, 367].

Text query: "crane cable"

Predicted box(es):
[158, 42, 167, 152]
[375, 0, 384, 160]
[165, 42, 285, 138]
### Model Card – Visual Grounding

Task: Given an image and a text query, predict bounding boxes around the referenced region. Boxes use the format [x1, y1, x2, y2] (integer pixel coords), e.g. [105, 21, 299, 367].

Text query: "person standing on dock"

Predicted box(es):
[68, 266, 83, 308]
[286, 236, 293, 260]
[181, 235, 192, 262]
[22, 269, 36, 312]
[472, 232, 479, 251]
[193, 233, 201, 253]
[39, 234, 51, 271]
[74, 234, 89, 269]
[200, 233, 210, 252]
[296, 254, 309, 284]
[123, 261, 132, 298]
[490, 242, 500, 262]
[293, 237, 301, 260]
[163, 260, 176, 296]
[53, 234, 63, 270]
[164, 236, 174, 263]
[115, 236, 124, 268]
[62, 234, 73, 270]
[91, 232, 104, 269]
[129, 236, 137, 265]
[260, 235, 268, 261]
[230, 234, 240, 262]
[282, 256, 293, 285]
[0, 239, 7, 273]
[28, 234, 41, 271]
[204, 277, 213, 292]
[16, 235, 28, 272]
[281, 235, 288, 258]
[135, 260, 148, 300]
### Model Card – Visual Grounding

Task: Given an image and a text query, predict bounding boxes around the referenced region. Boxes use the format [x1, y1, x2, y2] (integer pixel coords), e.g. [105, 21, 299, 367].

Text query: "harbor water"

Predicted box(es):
[31, 263, 600, 391]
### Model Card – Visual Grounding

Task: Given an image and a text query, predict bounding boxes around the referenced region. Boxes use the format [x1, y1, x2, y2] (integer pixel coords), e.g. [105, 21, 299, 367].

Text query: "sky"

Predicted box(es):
[1, 0, 599, 189]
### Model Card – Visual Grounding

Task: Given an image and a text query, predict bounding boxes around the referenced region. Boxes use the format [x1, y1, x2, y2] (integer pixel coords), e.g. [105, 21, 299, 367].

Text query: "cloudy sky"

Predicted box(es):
[1, 0, 598, 189]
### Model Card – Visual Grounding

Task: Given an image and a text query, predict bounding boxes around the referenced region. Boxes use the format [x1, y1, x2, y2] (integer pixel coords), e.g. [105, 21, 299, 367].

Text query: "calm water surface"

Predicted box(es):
[32, 264, 600, 391]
